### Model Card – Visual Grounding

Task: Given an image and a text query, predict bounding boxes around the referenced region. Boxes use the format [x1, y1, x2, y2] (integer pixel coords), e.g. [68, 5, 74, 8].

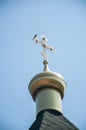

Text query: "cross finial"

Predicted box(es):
[32, 34, 54, 62]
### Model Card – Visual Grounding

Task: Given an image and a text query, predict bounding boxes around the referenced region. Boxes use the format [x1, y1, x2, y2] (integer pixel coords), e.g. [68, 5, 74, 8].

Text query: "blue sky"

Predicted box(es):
[0, 0, 86, 130]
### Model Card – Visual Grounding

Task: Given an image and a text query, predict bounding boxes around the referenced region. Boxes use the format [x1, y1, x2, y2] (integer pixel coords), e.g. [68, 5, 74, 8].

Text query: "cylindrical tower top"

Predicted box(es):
[29, 34, 67, 114]
[29, 69, 66, 101]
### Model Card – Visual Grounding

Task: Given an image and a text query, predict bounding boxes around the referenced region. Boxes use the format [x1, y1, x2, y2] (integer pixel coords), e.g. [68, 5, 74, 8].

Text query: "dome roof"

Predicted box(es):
[29, 70, 67, 101]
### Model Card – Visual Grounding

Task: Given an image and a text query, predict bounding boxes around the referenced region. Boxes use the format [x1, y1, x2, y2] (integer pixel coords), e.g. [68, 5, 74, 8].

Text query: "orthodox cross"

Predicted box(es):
[32, 34, 54, 61]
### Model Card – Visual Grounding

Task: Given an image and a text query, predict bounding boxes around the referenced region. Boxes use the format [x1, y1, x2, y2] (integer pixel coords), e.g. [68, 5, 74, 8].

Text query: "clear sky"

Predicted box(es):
[0, 0, 86, 130]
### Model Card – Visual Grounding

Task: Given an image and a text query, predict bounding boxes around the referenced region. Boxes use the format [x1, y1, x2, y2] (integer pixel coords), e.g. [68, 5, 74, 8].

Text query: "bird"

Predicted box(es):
[32, 34, 38, 40]
[32, 34, 40, 43]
